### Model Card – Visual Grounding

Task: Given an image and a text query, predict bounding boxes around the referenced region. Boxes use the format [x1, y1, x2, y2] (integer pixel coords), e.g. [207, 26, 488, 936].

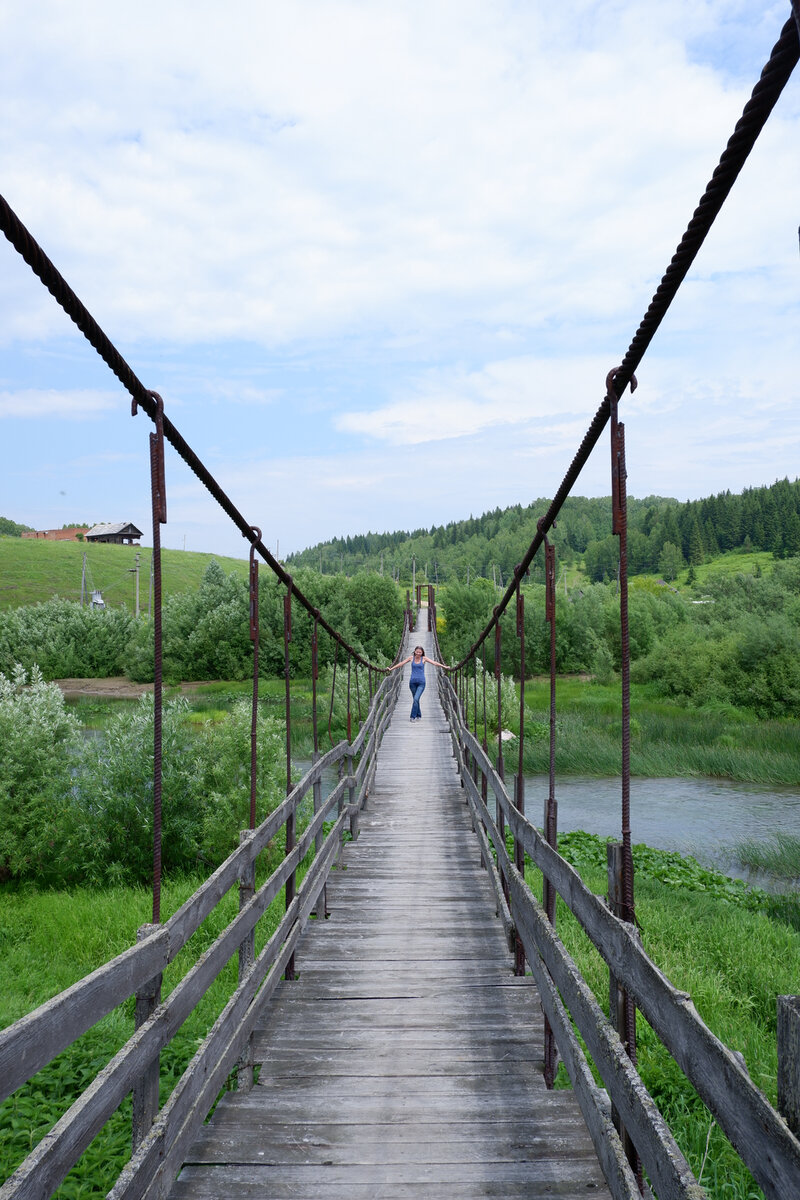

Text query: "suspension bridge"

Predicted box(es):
[2, 10, 800, 1199]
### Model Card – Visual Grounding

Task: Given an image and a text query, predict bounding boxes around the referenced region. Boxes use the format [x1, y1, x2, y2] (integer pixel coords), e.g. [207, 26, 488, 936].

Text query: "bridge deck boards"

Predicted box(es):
[170, 631, 612, 1200]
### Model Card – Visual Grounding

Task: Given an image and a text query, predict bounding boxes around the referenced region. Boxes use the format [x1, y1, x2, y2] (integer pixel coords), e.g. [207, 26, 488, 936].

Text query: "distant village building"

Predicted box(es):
[21, 526, 90, 542]
[85, 522, 143, 545]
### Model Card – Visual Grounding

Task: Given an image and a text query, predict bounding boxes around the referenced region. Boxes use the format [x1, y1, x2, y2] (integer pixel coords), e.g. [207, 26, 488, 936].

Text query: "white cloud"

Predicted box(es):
[0, 388, 118, 418]
[1, 2, 797, 555]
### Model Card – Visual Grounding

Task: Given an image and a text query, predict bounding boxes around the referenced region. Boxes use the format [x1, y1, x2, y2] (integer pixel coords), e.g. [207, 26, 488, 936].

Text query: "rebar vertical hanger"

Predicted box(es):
[132, 390, 167, 925]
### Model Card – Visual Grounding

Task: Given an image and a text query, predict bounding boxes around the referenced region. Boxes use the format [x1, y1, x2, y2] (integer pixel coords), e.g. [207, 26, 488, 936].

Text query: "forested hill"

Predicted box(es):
[287, 477, 800, 584]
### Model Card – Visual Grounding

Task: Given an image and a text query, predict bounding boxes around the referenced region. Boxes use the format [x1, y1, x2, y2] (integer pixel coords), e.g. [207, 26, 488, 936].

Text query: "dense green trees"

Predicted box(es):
[438, 563, 800, 719]
[288, 478, 800, 584]
[0, 563, 405, 684]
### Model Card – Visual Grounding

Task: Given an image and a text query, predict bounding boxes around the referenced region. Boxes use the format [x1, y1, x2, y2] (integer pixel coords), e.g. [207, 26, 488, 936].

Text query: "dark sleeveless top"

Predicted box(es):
[410, 658, 426, 684]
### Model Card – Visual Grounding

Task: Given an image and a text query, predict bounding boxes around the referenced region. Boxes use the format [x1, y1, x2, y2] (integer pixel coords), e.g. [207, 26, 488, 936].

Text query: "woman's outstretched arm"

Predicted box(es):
[423, 655, 448, 669]
[388, 654, 412, 672]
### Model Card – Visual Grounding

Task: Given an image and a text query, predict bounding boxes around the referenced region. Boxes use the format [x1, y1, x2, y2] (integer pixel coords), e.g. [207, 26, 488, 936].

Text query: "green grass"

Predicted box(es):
[0, 828, 324, 1195]
[525, 831, 800, 1199]
[515, 680, 800, 785]
[0, 537, 248, 612]
[733, 834, 800, 883]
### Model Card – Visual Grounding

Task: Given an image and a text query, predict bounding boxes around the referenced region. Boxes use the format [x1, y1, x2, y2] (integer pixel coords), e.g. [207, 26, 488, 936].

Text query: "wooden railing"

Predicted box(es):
[434, 660, 800, 1200]
[0, 669, 401, 1200]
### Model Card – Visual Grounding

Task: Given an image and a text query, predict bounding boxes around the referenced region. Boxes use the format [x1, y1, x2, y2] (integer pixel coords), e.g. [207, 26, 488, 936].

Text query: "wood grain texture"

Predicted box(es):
[170, 632, 613, 1200]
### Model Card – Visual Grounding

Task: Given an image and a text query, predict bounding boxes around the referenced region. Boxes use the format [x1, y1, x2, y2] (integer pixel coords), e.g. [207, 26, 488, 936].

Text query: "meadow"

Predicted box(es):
[0, 536, 248, 612]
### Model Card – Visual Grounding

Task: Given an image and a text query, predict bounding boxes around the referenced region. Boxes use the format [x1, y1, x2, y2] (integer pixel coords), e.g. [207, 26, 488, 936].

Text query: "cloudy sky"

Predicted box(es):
[1, 1, 798, 561]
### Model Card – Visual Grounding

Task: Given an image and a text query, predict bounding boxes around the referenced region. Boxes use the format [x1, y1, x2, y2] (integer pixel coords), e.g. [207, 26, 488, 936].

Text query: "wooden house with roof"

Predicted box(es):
[84, 521, 142, 545]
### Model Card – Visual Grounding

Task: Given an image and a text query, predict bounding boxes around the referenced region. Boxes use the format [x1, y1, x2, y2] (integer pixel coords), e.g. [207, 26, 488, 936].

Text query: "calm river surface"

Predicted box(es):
[523, 774, 800, 885]
[299, 758, 800, 887]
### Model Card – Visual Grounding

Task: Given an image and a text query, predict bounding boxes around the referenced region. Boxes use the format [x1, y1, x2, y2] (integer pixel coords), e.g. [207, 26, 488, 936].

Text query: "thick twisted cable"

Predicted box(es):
[447, 15, 799, 671]
[0, 195, 382, 671]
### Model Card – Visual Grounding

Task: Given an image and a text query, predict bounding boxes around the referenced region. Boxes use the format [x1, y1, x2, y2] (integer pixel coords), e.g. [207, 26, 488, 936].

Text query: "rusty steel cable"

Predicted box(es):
[0, 195, 389, 678]
[437, 15, 800, 673]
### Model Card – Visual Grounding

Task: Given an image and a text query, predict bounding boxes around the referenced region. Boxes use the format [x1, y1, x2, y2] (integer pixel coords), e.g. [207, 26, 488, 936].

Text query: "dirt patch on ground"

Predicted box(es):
[54, 678, 216, 700]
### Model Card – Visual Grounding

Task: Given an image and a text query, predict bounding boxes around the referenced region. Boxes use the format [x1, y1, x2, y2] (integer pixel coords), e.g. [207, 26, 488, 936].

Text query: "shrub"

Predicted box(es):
[0, 665, 82, 882]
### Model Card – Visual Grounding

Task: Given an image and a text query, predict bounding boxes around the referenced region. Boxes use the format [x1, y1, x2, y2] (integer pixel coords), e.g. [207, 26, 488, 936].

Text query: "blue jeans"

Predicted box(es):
[409, 680, 425, 719]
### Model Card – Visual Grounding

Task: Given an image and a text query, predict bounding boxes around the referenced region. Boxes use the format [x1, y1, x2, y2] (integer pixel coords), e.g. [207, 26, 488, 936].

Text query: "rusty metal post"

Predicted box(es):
[608, 367, 638, 1116]
[132, 390, 166, 925]
[132, 923, 161, 1148]
[346, 655, 352, 745]
[328, 644, 338, 747]
[608, 842, 641, 1184]
[237, 830, 256, 1090]
[480, 643, 489, 869]
[541, 530, 559, 1086]
[494, 610, 504, 783]
[514, 582, 526, 976]
[494, 612, 509, 905]
[283, 582, 296, 981]
[311, 619, 328, 919]
[247, 527, 261, 830]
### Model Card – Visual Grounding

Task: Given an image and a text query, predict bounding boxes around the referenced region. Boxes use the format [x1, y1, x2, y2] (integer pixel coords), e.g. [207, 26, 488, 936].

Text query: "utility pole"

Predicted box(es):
[466, 563, 470, 587]
[380, 550, 384, 575]
[81, 552, 87, 606]
[134, 552, 140, 617]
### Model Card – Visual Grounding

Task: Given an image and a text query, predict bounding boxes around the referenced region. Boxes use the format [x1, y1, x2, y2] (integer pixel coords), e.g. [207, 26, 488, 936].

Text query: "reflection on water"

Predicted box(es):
[524, 774, 800, 887]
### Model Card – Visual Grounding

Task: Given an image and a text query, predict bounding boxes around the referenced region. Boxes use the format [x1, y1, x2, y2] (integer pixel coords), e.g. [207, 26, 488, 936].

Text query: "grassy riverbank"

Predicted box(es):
[518, 679, 800, 785]
[526, 832, 800, 1199]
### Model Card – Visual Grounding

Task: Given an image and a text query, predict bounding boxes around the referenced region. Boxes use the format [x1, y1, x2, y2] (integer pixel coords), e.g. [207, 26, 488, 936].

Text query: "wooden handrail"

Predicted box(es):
[0, 676, 397, 1200]
[444, 690, 800, 1200]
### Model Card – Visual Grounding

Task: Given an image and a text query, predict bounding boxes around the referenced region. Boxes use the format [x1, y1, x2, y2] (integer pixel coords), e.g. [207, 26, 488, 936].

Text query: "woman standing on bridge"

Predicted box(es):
[390, 645, 448, 721]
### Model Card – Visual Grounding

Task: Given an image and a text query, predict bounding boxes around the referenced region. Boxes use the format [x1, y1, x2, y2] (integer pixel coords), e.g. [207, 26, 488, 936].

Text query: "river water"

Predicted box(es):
[523, 774, 800, 887]
[298, 757, 800, 888]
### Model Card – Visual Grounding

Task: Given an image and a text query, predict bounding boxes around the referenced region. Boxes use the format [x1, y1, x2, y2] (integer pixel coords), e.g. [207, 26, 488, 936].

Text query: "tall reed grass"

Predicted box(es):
[519, 680, 800, 784]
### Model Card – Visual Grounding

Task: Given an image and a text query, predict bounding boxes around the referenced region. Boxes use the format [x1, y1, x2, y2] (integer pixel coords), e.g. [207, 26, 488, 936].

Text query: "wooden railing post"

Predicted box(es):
[607, 842, 641, 1183]
[237, 831, 256, 1092]
[132, 923, 162, 1151]
[778, 995, 800, 1136]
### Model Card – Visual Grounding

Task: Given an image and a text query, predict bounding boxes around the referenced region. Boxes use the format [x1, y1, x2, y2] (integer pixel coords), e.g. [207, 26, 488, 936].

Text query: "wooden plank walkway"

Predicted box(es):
[170, 629, 613, 1199]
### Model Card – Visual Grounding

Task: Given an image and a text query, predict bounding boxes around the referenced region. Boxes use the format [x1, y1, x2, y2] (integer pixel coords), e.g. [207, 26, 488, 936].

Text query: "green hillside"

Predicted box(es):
[0, 537, 248, 612]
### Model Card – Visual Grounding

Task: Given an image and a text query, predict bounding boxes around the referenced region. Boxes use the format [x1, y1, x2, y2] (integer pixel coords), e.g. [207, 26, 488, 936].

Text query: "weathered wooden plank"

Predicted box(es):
[171, 1159, 610, 1193]
[187, 1124, 601, 1167]
[167, 633, 613, 1200]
